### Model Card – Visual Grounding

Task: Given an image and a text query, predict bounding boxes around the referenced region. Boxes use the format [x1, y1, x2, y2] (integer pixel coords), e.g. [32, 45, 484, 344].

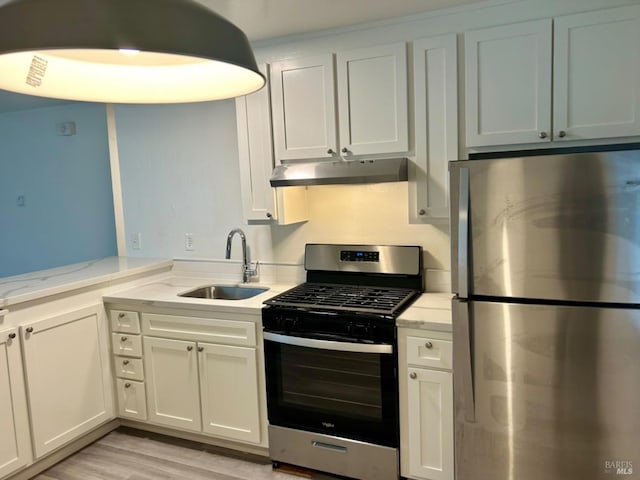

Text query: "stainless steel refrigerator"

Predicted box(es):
[450, 148, 640, 480]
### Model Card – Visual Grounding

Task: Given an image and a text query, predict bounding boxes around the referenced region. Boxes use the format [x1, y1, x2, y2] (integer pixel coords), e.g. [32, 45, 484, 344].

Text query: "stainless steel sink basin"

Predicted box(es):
[178, 285, 269, 300]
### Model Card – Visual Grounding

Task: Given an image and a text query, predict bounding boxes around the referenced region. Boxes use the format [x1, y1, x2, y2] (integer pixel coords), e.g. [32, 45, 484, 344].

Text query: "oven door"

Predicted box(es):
[263, 332, 398, 447]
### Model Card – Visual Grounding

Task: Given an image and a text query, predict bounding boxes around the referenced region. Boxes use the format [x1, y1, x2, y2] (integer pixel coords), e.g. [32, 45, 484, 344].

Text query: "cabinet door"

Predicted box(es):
[410, 34, 458, 222]
[236, 63, 277, 222]
[553, 5, 640, 141]
[337, 42, 408, 156]
[465, 19, 552, 147]
[0, 328, 31, 478]
[144, 337, 201, 432]
[271, 54, 337, 161]
[21, 305, 114, 458]
[199, 342, 261, 444]
[406, 368, 453, 480]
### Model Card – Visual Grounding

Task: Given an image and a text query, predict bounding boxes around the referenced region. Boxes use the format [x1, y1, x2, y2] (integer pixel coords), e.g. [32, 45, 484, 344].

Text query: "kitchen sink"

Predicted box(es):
[178, 285, 269, 300]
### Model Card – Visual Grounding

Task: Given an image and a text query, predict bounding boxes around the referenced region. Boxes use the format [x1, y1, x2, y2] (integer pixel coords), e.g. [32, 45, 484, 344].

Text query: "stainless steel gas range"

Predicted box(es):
[262, 244, 423, 480]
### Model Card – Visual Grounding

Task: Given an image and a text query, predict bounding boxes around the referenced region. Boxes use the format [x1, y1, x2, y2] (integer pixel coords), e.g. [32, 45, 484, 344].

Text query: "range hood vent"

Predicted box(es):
[269, 157, 408, 187]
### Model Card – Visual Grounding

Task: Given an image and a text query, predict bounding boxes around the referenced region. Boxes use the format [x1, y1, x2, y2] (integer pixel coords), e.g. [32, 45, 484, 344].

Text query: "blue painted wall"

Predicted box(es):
[0, 102, 117, 277]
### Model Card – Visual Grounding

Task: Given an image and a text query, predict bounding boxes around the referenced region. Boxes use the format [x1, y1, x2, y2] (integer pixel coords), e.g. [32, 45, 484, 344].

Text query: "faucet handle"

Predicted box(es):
[244, 261, 259, 280]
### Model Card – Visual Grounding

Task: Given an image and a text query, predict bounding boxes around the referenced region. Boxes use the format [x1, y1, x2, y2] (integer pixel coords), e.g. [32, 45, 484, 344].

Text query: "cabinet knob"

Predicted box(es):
[266, 212, 273, 219]
[327, 148, 335, 155]
[410, 372, 417, 380]
[118, 312, 126, 319]
[122, 360, 130, 366]
[187, 345, 193, 351]
[120, 336, 128, 342]
[538, 131, 548, 139]
[124, 382, 132, 389]
[198, 346, 204, 352]
[558, 130, 567, 138]
[25, 327, 34, 334]
[418, 209, 426, 216]
[8, 333, 16, 340]
[425, 341, 433, 349]
[341, 147, 349, 154]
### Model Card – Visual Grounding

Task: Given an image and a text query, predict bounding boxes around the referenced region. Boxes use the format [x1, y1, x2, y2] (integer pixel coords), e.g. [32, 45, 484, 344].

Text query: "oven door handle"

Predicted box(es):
[263, 332, 393, 354]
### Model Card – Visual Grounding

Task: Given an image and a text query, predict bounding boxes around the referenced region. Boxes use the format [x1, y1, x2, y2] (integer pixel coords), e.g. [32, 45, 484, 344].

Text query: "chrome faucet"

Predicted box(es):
[225, 228, 258, 283]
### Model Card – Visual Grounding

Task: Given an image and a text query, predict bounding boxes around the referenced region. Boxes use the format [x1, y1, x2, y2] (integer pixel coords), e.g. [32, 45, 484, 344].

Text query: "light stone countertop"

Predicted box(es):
[103, 275, 296, 315]
[397, 292, 453, 332]
[0, 257, 173, 308]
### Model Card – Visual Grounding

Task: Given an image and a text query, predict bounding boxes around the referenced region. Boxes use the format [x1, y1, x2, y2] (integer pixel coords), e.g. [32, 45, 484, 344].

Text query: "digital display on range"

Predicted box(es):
[340, 250, 380, 262]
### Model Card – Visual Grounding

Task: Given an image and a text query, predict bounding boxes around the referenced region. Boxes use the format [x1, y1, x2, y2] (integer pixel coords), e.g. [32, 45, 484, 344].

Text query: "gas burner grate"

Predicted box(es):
[265, 283, 419, 315]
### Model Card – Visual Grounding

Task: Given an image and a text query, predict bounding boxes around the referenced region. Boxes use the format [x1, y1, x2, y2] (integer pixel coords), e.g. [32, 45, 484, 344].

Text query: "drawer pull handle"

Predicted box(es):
[198, 346, 204, 352]
[425, 341, 433, 349]
[124, 382, 132, 389]
[187, 346, 193, 351]
[118, 313, 126, 319]
[410, 372, 418, 380]
[120, 336, 128, 342]
[122, 360, 130, 366]
[8, 333, 16, 340]
[25, 327, 34, 334]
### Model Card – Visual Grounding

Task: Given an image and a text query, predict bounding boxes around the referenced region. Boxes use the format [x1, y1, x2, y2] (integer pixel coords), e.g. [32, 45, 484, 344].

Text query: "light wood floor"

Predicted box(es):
[33, 429, 337, 480]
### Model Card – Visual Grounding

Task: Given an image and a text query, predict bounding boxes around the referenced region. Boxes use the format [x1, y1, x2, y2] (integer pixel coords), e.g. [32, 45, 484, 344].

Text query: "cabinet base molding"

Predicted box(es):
[6, 419, 119, 480]
[119, 420, 269, 458]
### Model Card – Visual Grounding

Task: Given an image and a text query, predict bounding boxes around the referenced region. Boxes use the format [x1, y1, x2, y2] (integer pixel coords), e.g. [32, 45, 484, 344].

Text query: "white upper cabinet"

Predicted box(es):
[236, 64, 277, 221]
[271, 43, 409, 161]
[465, 19, 553, 147]
[465, 5, 640, 148]
[410, 34, 458, 222]
[553, 5, 640, 141]
[271, 54, 337, 161]
[236, 64, 309, 224]
[337, 42, 409, 156]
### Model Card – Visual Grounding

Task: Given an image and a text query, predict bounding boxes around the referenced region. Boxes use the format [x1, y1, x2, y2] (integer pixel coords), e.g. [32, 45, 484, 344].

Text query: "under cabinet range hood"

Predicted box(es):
[269, 157, 408, 187]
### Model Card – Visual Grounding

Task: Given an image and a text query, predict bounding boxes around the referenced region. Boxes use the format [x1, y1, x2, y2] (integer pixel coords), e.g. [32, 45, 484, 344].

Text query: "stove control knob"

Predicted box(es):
[351, 323, 370, 338]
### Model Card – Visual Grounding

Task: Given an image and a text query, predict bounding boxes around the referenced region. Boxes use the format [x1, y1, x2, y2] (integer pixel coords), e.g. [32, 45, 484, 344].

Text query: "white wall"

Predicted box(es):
[114, 101, 449, 270]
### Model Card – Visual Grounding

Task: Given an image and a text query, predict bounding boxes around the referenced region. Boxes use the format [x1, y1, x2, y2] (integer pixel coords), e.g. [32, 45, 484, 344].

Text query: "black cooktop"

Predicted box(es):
[264, 282, 419, 316]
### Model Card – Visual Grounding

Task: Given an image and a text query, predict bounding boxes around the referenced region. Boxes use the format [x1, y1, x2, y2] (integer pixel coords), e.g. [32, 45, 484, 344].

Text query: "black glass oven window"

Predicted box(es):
[279, 344, 383, 420]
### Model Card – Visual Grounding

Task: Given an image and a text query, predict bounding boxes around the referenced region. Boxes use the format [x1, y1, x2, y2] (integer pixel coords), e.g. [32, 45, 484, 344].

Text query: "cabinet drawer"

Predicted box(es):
[142, 313, 256, 347]
[406, 336, 452, 370]
[110, 310, 141, 334]
[112, 333, 142, 357]
[114, 355, 144, 381]
[116, 378, 147, 420]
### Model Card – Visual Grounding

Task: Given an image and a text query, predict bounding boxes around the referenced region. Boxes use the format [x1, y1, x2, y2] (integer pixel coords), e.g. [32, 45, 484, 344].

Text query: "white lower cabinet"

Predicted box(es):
[0, 327, 31, 478]
[21, 305, 114, 458]
[144, 337, 201, 432]
[399, 328, 453, 480]
[109, 308, 264, 446]
[199, 343, 260, 443]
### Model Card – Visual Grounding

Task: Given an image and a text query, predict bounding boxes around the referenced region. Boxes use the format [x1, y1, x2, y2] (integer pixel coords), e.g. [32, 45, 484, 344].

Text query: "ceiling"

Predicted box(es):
[0, 0, 487, 113]
[196, 0, 487, 41]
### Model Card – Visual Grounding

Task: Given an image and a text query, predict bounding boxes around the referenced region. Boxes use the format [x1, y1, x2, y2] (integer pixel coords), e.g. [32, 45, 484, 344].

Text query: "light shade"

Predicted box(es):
[0, 0, 265, 103]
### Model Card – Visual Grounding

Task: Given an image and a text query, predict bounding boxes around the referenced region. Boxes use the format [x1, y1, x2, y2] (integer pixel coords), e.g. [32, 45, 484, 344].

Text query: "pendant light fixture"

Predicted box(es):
[0, 0, 265, 103]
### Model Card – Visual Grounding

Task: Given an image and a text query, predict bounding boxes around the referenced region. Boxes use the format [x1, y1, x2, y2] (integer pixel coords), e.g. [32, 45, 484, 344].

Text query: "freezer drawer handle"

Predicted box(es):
[455, 300, 476, 422]
[311, 441, 347, 453]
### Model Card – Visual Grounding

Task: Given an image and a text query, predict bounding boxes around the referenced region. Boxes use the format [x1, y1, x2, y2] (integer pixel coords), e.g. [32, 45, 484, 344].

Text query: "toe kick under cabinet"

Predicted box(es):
[107, 306, 266, 447]
[399, 327, 453, 480]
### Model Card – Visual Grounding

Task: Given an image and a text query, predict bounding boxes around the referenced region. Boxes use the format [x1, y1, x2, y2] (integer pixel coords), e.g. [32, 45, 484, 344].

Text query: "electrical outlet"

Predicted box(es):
[132, 232, 142, 250]
[185, 233, 194, 251]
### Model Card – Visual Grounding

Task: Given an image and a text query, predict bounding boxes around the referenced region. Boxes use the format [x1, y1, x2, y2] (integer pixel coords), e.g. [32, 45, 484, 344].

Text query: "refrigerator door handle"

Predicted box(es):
[454, 298, 475, 422]
[457, 167, 470, 298]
